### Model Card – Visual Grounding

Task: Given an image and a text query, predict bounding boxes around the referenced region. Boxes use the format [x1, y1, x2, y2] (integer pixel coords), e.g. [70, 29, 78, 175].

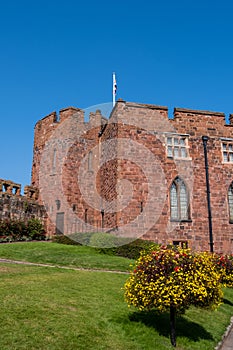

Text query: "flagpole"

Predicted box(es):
[113, 72, 116, 107]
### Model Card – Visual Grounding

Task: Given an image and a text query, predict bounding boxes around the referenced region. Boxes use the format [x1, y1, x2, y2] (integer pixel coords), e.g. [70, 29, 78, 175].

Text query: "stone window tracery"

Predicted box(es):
[170, 177, 190, 221]
[222, 141, 233, 163]
[166, 135, 189, 159]
[228, 183, 233, 223]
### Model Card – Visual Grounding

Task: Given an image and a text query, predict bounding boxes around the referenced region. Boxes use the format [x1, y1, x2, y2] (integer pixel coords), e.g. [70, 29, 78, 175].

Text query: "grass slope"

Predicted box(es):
[0, 243, 232, 349]
[0, 242, 134, 272]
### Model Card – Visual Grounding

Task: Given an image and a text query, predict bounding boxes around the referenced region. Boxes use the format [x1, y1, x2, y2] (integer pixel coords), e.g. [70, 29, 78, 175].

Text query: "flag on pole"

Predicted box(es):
[113, 72, 117, 106]
[113, 73, 117, 95]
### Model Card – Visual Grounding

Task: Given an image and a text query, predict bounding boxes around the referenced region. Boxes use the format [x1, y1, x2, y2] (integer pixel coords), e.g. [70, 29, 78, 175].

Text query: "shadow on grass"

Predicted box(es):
[223, 298, 233, 307]
[129, 310, 213, 342]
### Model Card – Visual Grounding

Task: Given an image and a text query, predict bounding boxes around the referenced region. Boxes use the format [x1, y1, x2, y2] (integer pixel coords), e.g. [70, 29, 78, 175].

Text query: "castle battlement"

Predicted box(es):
[0, 178, 38, 199]
[34, 107, 108, 136]
[6, 98, 232, 253]
[35, 101, 233, 136]
[0, 178, 45, 223]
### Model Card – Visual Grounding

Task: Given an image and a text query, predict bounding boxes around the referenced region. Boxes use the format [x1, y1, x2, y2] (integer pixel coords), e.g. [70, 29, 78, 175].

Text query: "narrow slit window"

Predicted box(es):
[52, 149, 57, 173]
[88, 151, 93, 171]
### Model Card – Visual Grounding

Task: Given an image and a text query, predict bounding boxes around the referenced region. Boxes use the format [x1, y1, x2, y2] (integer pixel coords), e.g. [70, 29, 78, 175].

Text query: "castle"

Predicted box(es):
[1, 99, 233, 253]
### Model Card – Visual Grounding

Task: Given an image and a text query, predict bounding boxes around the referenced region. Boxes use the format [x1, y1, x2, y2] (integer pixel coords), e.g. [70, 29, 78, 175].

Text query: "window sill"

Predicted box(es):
[170, 219, 192, 223]
[167, 156, 192, 161]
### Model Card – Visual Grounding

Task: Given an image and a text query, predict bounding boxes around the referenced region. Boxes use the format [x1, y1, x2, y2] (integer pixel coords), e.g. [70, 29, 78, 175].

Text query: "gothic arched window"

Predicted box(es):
[170, 177, 190, 221]
[228, 183, 233, 223]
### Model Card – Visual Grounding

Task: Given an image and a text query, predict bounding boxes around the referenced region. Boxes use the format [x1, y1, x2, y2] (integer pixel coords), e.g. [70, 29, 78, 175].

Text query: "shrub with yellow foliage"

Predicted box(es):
[124, 245, 223, 347]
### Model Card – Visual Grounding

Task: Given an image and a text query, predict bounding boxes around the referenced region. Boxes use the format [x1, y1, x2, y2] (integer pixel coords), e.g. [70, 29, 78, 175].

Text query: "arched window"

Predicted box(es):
[228, 183, 233, 222]
[170, 177, 189, 221]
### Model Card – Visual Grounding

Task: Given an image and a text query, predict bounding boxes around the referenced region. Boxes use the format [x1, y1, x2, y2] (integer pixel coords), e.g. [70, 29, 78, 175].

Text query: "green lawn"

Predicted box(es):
[0, 242, 232, 349]
[0, 242, 134, 272]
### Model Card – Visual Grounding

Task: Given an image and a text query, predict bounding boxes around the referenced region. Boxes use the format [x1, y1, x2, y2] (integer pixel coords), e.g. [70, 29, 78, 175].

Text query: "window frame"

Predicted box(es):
[221, 138, 233, 163]
[170, 177, 191, 222]
[165, 133, 191, 160]
[228, 183, 233, 223]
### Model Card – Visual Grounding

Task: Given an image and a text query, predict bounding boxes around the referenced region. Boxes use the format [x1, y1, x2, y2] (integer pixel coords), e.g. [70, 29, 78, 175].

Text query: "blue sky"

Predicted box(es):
[1, 0, 233, 190]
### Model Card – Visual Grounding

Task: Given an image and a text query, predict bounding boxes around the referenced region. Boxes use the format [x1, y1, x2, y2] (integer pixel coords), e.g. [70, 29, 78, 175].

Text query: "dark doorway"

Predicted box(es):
[56, 212, 64, 235]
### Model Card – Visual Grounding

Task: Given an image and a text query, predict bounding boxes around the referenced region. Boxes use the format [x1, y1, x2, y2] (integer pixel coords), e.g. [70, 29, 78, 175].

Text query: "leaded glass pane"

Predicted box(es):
[180, 138, 185, 146]
[170, 183, 178, 219]
[229, 153, 233, 162]
[223, 152, 228, 162]
[223, 143, 227, 151]
[167, 136, 189, 159]
[174, 147, 179, 157]
[181, 147, 187, 158]
[180, 182, 188, 219]
[229, 144, 233, 151]
[167, 146, 173, 157]
[228, 185, 233, 221]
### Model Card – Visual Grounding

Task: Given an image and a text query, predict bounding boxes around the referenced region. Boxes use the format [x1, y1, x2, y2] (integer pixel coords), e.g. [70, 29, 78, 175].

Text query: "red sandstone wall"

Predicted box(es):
[171, 108, 233, 253]
[31, 107, 82, 189]
[31, 101, 233, 253]
[0, 178, 46, 224]
[99, 101, 233, 253]
[32, 107, 108, 236]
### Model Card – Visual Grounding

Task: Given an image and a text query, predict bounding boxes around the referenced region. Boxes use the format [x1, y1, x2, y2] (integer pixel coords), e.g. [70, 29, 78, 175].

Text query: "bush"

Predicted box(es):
[51, 235, 81, 245]
[27, 218, 46, 240]
[89, 232, 133, 248]
[0, 218, 45, 242]
[124, 245, 223, 347]
[69, 232, 97, 245]
[51, 232, 158, 259]
[212, 253, 233, 287]
[98, 238, 159, 259]
[54, 232, 102, 246]
[124, 246, 223, 313]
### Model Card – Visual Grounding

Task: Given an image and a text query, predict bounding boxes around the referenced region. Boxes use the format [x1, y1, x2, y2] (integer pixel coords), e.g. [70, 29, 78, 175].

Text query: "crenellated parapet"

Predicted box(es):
[24, 185, 39, 200]
[0, 178, 46, 224]
[31, 106, 108, 189]
[0, 178, 39, 199]
[0, 179, 21, 196]
[34, 106, 108, 138]
[229, 114, 233, 126]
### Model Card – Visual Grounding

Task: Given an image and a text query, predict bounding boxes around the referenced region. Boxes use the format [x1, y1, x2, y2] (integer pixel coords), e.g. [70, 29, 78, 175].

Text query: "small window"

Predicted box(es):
[170, 177, 190, 221]
[173, 241, 188, 249]
[228, 183, 233, 223]
[52, 148, 57, 173]
[222, 142, 233, 163]
[85, 209, 88, 223]
[166, 135, 189, 159]
[88, 151, 93, 171]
